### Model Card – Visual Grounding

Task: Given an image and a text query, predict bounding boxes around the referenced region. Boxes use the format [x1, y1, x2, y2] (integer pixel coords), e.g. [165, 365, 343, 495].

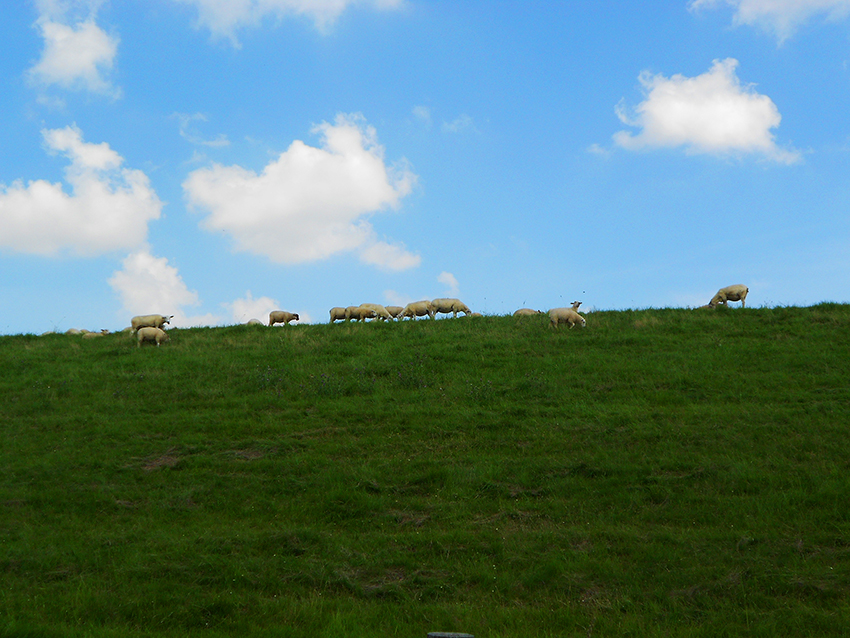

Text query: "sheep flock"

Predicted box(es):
[43, 286, 749, 345]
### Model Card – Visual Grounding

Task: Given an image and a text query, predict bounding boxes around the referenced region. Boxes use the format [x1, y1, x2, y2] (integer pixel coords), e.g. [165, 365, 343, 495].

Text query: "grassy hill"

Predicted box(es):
[2, 305, 849, 637]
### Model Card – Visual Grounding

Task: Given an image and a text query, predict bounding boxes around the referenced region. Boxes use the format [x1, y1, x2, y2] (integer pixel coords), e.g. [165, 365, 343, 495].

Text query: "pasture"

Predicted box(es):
[1, 305, 849, 637]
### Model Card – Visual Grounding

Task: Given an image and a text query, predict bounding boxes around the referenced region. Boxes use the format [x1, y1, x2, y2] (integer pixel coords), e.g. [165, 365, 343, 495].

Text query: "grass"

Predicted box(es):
[1, 304, 849, 636]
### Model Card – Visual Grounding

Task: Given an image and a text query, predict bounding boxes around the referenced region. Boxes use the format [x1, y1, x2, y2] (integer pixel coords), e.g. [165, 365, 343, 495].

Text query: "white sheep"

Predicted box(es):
[269, 310, 299, 326]
[513, 308, 543, 317]
[329, 307, 348, 323]
[386, 306, 404, 320]
[398, 300, 435, 320]
[431, 298, 472, 318]
[347, 305, 377, 322]
[358, 303, 392, 321]
[709, 284, 749, 308]
[82, 329, 110, 339]
[65, 328, 83, 335]
[549, 307, 586, 329]
[137, 327, 170, 347]
[131, 314, 173, 333]
[246, 318, 263, 325]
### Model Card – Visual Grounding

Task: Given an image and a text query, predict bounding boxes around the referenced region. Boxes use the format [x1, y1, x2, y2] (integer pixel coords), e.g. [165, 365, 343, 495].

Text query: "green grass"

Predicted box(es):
[2, 305, 849, 636]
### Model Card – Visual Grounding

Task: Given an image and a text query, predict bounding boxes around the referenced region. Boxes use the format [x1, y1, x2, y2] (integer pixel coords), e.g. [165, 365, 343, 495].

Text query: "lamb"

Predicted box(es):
[131, 314, 173, 333]
[513, 308, 543, 317]
[398, 300, 435, 320]
[136, 327, 170, 347]
[431, 298, 472, 318]
[709, 284, 749, 308]
[329, 307, 348, 323]
[549, 307, 586, 329]
[269, 310, 299, 326]
[358, 303, 392, 321]
[347, 305, 377, 322]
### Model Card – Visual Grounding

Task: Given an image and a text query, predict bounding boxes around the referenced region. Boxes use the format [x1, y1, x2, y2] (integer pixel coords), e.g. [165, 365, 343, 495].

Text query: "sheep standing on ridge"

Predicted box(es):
[137, 327, 170, 347]
[131, 314, 173, 333]
[269, 310, 299, 326]
[549, 306, 586, 329]
[329, 307, 347, 323]
[398, 300, 434, 320]
[386, 306, 404, 320]
[358, 303, 392, 321]
[348, 306, 377, 322]
[709, 284, 749, 308]
[431, 298, 472, 318]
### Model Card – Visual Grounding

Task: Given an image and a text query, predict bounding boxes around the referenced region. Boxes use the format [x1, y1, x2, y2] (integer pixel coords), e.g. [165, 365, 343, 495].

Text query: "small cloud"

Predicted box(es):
[173, 112, 230, 148]
[587, 143, 611, 157]
[442, 114, 475, 134]
[108, 247, 220, 328]
[412, 105, 432, 126]
[438, 271, 459, 296]
[224, 290, 279, 324]
[689, 0, 850, 43]
[613, 58, 800, 164]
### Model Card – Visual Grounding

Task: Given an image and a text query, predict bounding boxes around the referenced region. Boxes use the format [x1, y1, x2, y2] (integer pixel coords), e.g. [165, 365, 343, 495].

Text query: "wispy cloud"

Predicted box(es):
[173, 113, 230, 148]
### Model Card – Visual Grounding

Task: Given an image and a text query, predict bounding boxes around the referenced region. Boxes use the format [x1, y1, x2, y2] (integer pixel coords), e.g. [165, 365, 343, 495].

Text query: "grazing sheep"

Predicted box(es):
[386, 306, 404, 320]
[398, 300, 435, 320]
[246, 318, 263, 325]
[513, 308, 543, 317]
[65, 328, 83, 335]
[329, 307, 348, 323]
[709, 284, 749, 308]
[131, 314, 173, 333]
[136, 327, 170, 347]
[358, 303, 393, 321]
[269, 310, 299, 326]
[431, 298, 472, 318]
[347, 305, 377, 322]
[549, 307, 586, 329]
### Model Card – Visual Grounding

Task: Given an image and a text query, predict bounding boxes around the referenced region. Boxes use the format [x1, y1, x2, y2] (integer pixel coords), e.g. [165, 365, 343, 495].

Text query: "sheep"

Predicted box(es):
[398, 300, 435, 320]
[246, 318, 263, 325]
[131, 314, 173, 333]
[65, 328, 83, 335]
[386, 306, 404, 320]
[347, 305, 377, 322]
[513, 308, 543, 317]
[329, 307, 348, 323]
[709, 284, 749, 308]
[549, 307, 586, 329]
[431, 298, 472, 318]
[82, 329, 110, 339]
[136, 327, 170, 347]
[269, 310, 299, 326]
[358, 303, 393, 321]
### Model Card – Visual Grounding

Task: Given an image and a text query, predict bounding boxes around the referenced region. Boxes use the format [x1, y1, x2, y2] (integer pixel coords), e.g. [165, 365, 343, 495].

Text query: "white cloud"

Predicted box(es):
[173, 113, 230, 148]
[613, 58, 800, 164]
[442, 114, 475, 134]
[690, 0, 850, 42]
[174, 0, 406, 45]
[28, 0, 120, 97]
[225, 290, 279, 324]
[109, 248, 220, 328]
[0, 126, 162, 257]
[438, 271, 459, 296]
[183, 113, 420, 270]
[412, 105, 432, 126]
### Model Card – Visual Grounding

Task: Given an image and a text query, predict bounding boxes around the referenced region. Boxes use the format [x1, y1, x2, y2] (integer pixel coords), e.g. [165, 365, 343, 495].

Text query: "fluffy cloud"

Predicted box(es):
[690, 0, 850, 42]
[613, 58, 800, 164]
[0, 126, 161, 257]
[174, 0, 405, 45]
[438, 271, 459, 296]
[109, 248, 220, 328]
[28, 1, 120, 96]
[183, 113, 420, 270]
[225, 290, 279, 324]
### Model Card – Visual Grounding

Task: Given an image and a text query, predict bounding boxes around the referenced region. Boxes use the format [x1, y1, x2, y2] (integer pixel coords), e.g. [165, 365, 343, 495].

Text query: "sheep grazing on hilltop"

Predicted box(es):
[709, 284, 749, 308]
[246, 318, 263, 325]
[431, 298, 472, 318]
[82, 329, 110, 339]
[358, 303, 393, 321]
[329, 307, 347, 323]
[137, 327, 170, 347]
[131, 314, 173, 333]
[269, 310, 299, 326]
[549, 307, 586, 329]
[65, 328, 83, 335]
[347, 305, 377, 322]
[513, 308, 543, 317]
[386, 306, 404, 320]
[398, 300, 434, 320]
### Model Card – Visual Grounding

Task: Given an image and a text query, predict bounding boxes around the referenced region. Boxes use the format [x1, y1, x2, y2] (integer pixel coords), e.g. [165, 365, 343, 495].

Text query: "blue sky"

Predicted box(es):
[2, 0, 849, 334]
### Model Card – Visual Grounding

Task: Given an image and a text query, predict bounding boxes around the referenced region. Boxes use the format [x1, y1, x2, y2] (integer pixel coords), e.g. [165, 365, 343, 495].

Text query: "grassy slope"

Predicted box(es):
[1, 305, 849, 637]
